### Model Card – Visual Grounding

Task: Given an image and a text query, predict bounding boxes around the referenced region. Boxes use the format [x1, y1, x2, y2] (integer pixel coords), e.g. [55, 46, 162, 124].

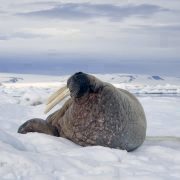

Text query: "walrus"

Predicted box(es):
[18, 72, 147, 151]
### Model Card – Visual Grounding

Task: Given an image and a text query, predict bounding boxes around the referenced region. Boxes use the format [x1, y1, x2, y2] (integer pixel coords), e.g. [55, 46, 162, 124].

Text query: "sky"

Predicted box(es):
[0, 0, 180, 76]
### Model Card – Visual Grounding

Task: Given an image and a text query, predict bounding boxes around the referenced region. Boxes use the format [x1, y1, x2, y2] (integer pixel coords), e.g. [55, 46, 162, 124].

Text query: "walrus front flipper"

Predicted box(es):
[18, 118, 59, 136]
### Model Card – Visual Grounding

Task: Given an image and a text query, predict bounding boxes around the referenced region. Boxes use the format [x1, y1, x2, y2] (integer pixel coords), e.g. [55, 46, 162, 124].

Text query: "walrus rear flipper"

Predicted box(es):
[18, 118, 59, 137]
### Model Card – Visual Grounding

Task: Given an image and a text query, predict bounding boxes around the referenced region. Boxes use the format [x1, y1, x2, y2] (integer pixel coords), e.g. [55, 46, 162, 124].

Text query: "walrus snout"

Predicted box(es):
[67, 72, 90, 98]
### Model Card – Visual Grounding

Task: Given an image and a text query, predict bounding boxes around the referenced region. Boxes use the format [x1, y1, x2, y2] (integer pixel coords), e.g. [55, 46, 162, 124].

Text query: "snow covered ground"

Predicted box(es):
[0, 73, 180, 180]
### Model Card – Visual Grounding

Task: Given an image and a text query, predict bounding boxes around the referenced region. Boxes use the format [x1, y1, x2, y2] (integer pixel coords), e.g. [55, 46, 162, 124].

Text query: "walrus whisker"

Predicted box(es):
[45, 88, 70, 114]
[46, 86, 67, 105]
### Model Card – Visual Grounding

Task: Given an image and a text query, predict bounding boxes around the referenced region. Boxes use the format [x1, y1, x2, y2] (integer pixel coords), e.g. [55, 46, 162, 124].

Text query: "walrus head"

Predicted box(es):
[67, 72, 90, 98]
[45, 72, 101, 114]
[45, 72, 103, 113]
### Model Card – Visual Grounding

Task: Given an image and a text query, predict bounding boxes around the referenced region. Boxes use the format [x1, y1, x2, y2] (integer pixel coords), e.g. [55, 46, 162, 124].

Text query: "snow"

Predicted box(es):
[0, 73, 180, 180]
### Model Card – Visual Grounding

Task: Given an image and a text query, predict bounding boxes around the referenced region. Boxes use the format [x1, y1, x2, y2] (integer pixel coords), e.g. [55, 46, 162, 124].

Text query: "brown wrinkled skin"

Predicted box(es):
[46, 83, 146, 151]
[18, 74, 147, 152]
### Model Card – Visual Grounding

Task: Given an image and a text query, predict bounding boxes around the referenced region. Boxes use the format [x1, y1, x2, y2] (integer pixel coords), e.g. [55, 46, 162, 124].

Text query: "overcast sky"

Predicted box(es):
[0, 0, 180, 76]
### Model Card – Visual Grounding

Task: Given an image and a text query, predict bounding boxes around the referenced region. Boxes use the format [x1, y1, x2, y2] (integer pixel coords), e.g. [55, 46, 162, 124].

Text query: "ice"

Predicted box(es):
[0, 73, 180, 179]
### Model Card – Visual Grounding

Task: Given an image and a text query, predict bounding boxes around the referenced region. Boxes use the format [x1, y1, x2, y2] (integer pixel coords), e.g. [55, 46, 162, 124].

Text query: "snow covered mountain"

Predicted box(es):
[1, 73, 180, 95]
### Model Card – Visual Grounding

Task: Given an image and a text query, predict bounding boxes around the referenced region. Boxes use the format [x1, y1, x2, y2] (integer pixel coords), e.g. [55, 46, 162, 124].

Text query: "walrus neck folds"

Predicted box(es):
[87, 74, 103, 93]
[74, 92, 90, 105]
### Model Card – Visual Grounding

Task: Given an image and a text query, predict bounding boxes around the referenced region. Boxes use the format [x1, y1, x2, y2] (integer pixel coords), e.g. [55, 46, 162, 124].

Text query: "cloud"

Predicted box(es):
[23, 27, 80, 36]
[122, 23, 180, 37]
[25, 1, 59, 6]
[0, 35, 9, 40]
[0, 10, 6, 14]
[0, 32, 47, 41]
[18, 3, 168, 21]
[0, 27, 80, 41]
[135, 24, 180, 32]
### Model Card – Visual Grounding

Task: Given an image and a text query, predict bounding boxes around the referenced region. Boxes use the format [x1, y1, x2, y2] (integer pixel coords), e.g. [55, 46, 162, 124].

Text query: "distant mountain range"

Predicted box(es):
[0, 73, 180, 95]
[0, 73, 179, 85]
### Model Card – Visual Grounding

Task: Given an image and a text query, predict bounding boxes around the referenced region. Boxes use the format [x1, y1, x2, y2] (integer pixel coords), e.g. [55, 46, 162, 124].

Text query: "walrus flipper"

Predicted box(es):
[18, 118, 59, 136]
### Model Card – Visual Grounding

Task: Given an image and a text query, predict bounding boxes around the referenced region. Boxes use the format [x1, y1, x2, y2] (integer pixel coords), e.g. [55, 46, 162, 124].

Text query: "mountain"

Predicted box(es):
[0, 73, 180, 95]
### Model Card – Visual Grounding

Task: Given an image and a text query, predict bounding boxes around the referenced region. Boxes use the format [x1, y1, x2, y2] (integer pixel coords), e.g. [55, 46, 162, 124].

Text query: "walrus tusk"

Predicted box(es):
[45, 86, 70, 114]
[46, 86, 68, 105]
